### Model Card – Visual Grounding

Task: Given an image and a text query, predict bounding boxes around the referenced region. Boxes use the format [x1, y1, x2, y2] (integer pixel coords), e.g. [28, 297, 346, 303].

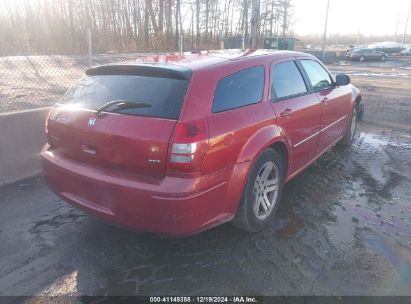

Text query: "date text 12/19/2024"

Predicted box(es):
[149, 297, 259, 303]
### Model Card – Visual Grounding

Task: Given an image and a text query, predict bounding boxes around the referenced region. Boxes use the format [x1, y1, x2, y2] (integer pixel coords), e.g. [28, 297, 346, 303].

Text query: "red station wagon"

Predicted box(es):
[41, 50, 362, 237]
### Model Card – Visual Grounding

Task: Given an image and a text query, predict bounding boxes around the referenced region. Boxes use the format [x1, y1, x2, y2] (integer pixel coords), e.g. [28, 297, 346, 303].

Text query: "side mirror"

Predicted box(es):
[335, 74, 351, 86]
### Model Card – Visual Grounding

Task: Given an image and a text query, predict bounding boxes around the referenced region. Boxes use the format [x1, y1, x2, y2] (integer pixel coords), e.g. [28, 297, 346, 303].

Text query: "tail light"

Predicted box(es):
[44, 109, 53, 136]
[45, 108, 59, 146]
[168, 119, 208, 172]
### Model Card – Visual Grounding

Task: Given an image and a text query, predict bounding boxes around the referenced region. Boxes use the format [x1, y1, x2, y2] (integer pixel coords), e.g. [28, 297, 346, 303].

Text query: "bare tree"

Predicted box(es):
[0, 0, 295, 55]
[250, 0, 260, 48]
[195, 0, 200, 46]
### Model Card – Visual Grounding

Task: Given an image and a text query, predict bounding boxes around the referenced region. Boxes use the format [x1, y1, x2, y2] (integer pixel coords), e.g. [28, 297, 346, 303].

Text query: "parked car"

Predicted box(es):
[368, 42, 405, 54]
[401, 47, 411, 56]
[346, 47, 387, 61]
[42, 50, 362, 237]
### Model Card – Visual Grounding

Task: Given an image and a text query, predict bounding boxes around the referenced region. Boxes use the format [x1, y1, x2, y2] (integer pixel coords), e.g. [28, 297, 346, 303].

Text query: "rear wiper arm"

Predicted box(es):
[96, 100, 152, 117]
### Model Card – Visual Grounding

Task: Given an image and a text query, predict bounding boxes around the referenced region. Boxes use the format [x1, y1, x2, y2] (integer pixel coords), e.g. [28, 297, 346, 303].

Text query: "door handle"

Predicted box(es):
[280, 108, 293, 117]
[322, 97, 329, 105]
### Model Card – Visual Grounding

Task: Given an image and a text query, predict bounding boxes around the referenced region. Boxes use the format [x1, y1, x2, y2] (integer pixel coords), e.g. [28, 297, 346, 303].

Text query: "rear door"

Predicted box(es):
[364, 49, 373, 60]
[47, 66, 190, 177]
[298, 59, 351, 152]
[270, 59, 322, 174]
[368, 49, 376, 59]
[371, 49, 382, 60]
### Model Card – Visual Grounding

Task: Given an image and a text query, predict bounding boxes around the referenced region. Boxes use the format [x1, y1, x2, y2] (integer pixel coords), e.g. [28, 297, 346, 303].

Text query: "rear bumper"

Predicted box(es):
[41, 144, 246, 237]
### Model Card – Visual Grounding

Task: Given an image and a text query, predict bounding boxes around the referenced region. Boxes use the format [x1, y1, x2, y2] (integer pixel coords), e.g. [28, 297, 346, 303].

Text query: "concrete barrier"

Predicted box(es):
[0, 107, 50, 185]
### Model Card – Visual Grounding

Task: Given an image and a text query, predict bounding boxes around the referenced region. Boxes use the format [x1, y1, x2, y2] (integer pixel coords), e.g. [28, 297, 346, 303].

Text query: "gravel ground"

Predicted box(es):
[0, 61, 410, 297]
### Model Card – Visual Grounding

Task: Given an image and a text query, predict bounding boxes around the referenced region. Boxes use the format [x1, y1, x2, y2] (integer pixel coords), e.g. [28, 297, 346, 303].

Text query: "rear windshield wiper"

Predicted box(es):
[96, 100, 152, 117]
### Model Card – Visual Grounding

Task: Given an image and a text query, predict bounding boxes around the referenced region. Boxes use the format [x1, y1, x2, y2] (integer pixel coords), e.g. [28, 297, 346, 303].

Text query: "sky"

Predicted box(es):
[292, 0, 411, 36]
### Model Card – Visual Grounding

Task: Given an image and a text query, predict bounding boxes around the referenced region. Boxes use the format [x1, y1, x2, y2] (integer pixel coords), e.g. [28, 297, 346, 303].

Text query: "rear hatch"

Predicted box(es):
[47, 64, 191, 177]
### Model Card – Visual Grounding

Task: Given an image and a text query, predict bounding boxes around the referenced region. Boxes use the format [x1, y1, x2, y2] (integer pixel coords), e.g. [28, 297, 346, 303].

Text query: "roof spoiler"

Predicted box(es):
[86, 64, 192, 80]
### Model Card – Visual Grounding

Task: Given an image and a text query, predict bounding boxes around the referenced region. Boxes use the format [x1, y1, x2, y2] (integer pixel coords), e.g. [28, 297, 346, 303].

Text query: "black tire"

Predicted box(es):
[339, 106, 357, 147]
[359, 56, 365, 62]
[232, 148, 284, 232]
[381, 55, 387, 61]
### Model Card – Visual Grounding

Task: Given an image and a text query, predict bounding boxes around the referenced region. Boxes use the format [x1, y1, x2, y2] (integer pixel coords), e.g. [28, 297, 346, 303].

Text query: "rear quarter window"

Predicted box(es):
[212, 66, 265, 113]
[63, 75, 189, 120]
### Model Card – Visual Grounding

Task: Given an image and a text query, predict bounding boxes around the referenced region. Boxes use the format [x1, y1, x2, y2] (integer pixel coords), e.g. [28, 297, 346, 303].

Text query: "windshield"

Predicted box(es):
[63, 75, 189, 119]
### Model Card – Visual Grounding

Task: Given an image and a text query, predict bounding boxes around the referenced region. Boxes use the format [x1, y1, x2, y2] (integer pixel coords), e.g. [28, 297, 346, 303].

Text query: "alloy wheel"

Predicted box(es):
[253, 161, 280, 220]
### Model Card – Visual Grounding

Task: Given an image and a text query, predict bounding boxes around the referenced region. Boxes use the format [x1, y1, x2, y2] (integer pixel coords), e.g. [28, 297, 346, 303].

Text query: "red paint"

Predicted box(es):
[42, 50, 361, 237]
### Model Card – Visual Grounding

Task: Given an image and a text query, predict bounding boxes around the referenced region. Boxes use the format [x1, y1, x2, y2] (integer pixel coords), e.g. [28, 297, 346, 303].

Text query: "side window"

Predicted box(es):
[300, 60, 333, 91]
[271, 61, 307, 99]
[212, 66, 264, 113]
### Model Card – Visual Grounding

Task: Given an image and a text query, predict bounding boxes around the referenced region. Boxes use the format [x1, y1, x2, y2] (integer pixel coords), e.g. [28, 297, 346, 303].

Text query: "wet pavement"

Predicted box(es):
[0, 62, 410, 296]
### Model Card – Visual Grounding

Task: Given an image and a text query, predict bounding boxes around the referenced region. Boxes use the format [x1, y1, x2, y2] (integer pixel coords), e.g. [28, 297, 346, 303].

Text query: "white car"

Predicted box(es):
[401, 47, 411, 56]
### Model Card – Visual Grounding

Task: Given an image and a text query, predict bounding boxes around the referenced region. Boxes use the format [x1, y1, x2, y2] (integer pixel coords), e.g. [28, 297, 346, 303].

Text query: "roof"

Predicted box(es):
[88, 49, 311, 74]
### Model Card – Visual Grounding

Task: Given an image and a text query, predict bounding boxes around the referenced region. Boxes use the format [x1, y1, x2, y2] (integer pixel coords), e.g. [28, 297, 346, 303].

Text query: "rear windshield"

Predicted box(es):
[62, 75, 189, 119]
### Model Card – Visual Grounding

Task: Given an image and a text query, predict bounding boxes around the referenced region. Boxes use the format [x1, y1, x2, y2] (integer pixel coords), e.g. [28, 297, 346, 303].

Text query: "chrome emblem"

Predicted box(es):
[148, 159, 161, 164]
[88, 118, 96, 127]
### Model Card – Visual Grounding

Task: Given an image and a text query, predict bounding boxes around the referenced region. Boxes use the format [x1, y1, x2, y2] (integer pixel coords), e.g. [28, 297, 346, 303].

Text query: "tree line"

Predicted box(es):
[0, 0, 293, 56]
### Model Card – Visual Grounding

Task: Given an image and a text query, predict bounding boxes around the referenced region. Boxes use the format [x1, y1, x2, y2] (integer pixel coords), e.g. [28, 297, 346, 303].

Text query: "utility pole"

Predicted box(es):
[179, 1, 183, 54]
[241, 0, 248, 50]
[250, 0, 261, 49]
[394, 11, 400, 42]
[282, 0, 289, 37]
[73, 0, 92, 67]
[175, 0, 180, 50]
[87, 29, 92, 67]
[402, 4, 411, 45]
[196, 0, 200, 47]
[321, 0, 330, 62]
[276, 11, 280, 49]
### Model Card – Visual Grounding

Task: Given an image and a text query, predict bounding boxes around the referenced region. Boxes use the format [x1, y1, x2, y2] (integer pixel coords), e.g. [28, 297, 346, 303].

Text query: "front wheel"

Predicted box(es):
[381, 55, 387, 61]
[339, 106, 357, 146]
[359, 56, 365, 62]
[232, 149, 284, 232]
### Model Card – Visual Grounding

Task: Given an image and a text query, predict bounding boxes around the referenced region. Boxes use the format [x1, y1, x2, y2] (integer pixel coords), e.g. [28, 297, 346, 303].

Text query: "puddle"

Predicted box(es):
[357, 132, 411, 153]
[358, 132, 390, 147]
[324, 158, 411, 249]
[326, 204, 357, 246]
[363, 231, 411, 290]
[354, 133, 411, 187]
[354, 133, 391, 186]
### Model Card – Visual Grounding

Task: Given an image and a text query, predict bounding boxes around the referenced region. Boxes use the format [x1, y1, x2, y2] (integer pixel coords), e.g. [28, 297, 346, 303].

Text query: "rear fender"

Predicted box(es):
[237, 125, 288, 164]
[225, 125, 291, 214]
